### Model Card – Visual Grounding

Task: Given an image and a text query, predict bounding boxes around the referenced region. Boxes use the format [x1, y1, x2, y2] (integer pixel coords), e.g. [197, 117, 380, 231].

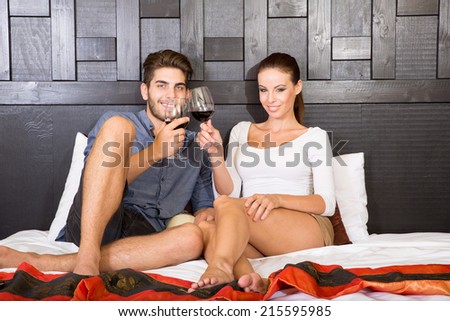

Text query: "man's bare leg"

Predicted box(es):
[71, 116, 136, 275]
[0, 223, 203, 272]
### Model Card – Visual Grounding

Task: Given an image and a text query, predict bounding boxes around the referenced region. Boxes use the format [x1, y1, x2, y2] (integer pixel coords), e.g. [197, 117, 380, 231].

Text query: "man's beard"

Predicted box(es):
[147, 100, 165, 122]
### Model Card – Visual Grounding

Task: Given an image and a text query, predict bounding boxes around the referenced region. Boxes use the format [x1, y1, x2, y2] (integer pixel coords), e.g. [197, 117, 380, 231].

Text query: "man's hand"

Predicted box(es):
[194, 207, 215, 224]
[153, 117, 189, 159]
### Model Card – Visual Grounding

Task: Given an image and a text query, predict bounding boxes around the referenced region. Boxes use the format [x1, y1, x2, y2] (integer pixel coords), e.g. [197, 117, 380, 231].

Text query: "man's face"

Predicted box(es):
[140, 67, 188, 122]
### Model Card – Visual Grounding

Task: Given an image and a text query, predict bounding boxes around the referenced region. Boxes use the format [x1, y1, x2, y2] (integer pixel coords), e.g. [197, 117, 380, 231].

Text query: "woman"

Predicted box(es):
[191, 52, 336, 293]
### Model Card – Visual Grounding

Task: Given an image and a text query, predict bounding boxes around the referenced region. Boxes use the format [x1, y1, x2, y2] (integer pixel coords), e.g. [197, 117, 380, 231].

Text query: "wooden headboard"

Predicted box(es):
[1, 81, 450, 239]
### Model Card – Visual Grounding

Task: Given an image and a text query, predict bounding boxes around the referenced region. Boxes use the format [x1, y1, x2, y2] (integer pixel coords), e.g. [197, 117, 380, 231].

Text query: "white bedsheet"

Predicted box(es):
[1, 230, 450, 301]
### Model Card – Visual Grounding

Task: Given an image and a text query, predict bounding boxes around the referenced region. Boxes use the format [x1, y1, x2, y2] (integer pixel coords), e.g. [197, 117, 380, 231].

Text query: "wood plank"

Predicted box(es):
[140, 18, 180, 67]
[51, 0, 75, 80]
[204, 62, 243, 80]
[268, 18, 307, 80]
[117, 0, 140, 80]
[140, 0, 179, 17]
[205, 38, 243, 61]
[9, 0, 49, 16]
[332, 37, 371, 60]
[10, 18, 52, 81]
[332, 0, 371, 36]
[438, 0, 450, 78]
[0, 0, 9, 80]
[331, 61, 371, 80]
[396, 16, 438, 79]
[2, 80, 450, 105]
[76, 38, 116, 61]
[268, 0, 307, 17]
[205, 0, 243, 37]
[180, 0, 204, 80]
[397, 0, 439, 16]
[372, 0, 396, 79]
[77, 62, 117, 81]
[244, 0, 267, 79]
[308, 0, 331, 79]
[76, 0, 116, 37]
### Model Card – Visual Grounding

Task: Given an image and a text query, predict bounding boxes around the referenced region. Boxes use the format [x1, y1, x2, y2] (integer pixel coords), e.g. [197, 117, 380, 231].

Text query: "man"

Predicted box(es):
[0, 50, 214, 275]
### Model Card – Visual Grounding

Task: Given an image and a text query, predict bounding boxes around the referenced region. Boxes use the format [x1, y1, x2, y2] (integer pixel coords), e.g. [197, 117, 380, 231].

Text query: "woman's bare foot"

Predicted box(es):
[188, 263, 234, 293]
[237, 272, 268, 293]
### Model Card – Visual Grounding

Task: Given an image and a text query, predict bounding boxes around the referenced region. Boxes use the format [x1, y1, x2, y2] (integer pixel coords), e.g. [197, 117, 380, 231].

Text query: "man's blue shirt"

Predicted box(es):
[74, 109, 213, 232]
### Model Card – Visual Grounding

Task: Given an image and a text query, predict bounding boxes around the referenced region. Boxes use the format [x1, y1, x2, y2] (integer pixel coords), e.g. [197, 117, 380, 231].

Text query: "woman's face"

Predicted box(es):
[257, 68, 302, 119]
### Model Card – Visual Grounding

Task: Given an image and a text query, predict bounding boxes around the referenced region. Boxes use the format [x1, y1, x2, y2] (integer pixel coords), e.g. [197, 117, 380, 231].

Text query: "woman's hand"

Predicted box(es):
[197, 120, 223, 157]
[244, 194, 281, 221]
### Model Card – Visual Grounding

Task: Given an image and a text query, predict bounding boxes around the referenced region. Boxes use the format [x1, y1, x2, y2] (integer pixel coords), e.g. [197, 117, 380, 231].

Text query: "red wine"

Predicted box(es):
[192, 111, 214, 122]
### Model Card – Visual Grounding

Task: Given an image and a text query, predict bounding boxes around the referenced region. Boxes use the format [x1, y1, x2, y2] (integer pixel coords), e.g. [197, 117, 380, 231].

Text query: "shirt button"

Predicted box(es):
[161, 178, 165, 182]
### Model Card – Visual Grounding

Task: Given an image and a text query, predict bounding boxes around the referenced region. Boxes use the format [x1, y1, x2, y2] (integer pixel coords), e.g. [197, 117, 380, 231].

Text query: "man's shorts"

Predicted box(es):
[64, 172, 157, 247]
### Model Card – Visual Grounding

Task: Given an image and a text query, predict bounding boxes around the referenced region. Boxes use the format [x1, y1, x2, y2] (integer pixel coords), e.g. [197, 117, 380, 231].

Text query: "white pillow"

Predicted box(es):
[48, 132, 87, 241]
[332, 152, 369, 242]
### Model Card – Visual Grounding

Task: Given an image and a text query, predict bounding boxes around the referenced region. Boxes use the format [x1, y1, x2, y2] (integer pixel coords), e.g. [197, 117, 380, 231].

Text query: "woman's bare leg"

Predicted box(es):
[191, 195, 324, 290]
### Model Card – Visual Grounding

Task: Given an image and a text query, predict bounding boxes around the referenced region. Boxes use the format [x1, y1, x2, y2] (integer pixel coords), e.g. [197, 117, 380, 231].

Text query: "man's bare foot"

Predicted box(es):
[72, 250, 101, 276]
[188, 265, 234, 293]
[237, 272, 268, 293]
[0, 246, 38, 269]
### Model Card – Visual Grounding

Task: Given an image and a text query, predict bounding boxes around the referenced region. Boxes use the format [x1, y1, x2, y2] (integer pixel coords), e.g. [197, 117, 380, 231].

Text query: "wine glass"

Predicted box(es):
[189, 86, 215, 123]
[163, 98, 188, 159]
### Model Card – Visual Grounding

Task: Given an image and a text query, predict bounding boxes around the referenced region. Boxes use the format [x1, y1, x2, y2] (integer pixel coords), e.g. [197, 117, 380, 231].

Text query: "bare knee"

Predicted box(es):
[175, 223, 204, 258]
[100, 116, 136, 141]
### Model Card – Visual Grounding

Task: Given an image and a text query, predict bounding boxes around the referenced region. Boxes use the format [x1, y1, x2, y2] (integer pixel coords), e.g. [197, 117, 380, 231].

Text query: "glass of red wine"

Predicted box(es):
[164, 98, 188, 159]
[189, 86, 215, 123]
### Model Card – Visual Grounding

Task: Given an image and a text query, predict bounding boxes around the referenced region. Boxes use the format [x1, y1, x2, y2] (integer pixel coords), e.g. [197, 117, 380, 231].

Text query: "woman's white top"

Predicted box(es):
[218, 121, 336, 216]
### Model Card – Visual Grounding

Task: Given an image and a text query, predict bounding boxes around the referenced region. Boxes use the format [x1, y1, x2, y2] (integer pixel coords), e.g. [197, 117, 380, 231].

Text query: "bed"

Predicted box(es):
[1, 132, 449, 301]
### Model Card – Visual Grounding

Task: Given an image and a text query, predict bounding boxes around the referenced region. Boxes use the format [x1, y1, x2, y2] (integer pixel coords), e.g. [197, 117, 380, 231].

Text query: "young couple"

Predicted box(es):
[0, 49, 335, 293]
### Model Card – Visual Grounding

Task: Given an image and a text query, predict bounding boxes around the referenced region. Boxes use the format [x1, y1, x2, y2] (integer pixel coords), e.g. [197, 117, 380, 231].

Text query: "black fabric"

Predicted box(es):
[64, 171, 157, 246]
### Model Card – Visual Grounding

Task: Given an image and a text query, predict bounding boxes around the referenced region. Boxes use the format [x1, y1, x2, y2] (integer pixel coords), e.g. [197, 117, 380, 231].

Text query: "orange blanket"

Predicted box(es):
[1, 261, 449, 300]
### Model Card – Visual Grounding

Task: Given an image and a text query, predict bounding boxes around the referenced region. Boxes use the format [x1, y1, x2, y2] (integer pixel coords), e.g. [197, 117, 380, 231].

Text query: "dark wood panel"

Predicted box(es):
[268, 0, 307, 17]
[331, 61, 371, 80]
[9, 0, 49, 16]
[140, 19, 180, 64]
[332, 37, 371, 60]
[268, 18, 307, 80]
[244, 0, 267, 79]
[308, 0, 331, 79]
[76, 0, 116, 37]
[2, 80, 450, 105]
[332, 0, 371, 36]
[204, 0, 243, 37]
[372, 0, 396, 79]
[439, 0, 450, 78]
[204, 62, 243, 80]
[362, 104, 450, 233]
[397, 0, 439, 16]
[77, 62, 117, 81]
[140, 0, 179, 17]
[10, 17, 51, 81]
[180, 0, 204, 80]
[51, 0, 76, 80]
[396, 16, 438, 79]
[117, 0, 140, 80]
[0, 0, 9, 80]
[205, 37, 243, 61]
[0, 106, 54, 237]
[76, 38, 116, 61]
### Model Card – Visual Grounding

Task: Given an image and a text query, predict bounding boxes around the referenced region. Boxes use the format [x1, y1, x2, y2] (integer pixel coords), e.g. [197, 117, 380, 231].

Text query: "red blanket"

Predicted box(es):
[1, 261, 449, 300]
